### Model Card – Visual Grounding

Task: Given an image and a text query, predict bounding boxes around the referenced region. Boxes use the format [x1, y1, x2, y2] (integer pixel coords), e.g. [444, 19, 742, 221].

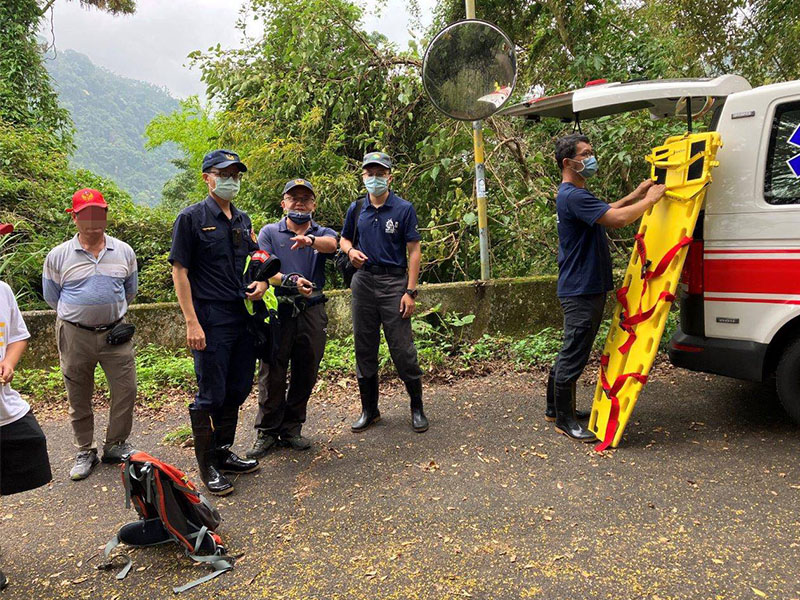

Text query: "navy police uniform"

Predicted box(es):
[168, 149, 260, 496]
[169, 195, 259, 410]
[252, 179, 338, 445]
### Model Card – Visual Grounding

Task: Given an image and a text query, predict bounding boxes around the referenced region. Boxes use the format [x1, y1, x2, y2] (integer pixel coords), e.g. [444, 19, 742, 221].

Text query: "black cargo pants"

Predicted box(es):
[254, 301, 328, 437]
[552, 293, 606, 386]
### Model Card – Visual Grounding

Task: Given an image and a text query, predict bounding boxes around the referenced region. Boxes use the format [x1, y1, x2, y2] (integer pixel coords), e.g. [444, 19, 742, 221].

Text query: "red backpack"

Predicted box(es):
[100, 451, 234, 593]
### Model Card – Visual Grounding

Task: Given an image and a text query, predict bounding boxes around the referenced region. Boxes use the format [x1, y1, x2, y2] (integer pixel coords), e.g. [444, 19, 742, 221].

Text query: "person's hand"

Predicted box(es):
[634, 178, 655, 198]
[296, 277, 314, 297]
[290, 235, 313, 250]
[348, 248, 368, 268]
[0, 361, 15, 385]
[246, 280, 268, 301]
[400, 293, 416, 319]
[645, 183, 667, 205]
[186, 321, 206, 351]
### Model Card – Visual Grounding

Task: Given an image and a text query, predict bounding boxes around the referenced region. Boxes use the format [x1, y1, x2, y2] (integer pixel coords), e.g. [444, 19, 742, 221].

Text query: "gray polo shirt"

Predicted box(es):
[42, 234, 138, 326]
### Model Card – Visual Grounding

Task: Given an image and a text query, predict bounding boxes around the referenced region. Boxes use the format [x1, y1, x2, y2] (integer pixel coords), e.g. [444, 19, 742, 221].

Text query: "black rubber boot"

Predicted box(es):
[545, 368, 590, 422]
[351, 375, 380, 432]
[189, 406, 234, 496]
[553, 382, 596, 442]
[405, 378, 429, 433]
[0, 568, 8, 590]
[213, 407, 259, 474]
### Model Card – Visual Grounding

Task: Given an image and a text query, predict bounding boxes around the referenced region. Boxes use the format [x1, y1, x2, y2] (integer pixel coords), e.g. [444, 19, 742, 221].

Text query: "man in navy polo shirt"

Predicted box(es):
[246, 178, 338, 458]
[549, 134, 665, 442]
[169, 150, 312, 495]
[340, 152, 428, 434]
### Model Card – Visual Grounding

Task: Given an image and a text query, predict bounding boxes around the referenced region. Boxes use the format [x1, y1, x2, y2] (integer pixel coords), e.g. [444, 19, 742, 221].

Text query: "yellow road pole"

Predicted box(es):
[466, 0, 490, 280]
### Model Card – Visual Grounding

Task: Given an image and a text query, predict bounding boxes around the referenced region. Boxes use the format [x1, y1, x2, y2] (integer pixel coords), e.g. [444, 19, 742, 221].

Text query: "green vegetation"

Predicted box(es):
[3, 0, 800, 312]
[45, 49, 180, 206]
[162, 425, 193, 447]
[11, 307, 680, 409]
[16, 343, 195, 409]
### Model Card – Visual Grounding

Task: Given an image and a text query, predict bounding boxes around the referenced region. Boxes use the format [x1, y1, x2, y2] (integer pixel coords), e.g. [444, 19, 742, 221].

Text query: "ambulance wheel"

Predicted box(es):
[776, 337, 800, 425]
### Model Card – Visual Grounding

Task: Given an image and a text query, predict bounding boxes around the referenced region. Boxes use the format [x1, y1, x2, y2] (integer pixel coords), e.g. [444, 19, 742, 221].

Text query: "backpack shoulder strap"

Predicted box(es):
[352, 196, 367, 247]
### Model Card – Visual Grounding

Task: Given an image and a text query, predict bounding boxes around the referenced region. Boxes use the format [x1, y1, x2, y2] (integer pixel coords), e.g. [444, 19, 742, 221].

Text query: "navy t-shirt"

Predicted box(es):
[168, 196, 258, 302]
[341, 191, 421, 268]
[257, 218, 338, 291]
[556, 183, 613, 297]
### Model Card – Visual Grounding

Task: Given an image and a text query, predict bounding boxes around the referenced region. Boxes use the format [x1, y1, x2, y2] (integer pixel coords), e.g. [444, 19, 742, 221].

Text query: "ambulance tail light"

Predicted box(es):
[680, 240, 704, 295]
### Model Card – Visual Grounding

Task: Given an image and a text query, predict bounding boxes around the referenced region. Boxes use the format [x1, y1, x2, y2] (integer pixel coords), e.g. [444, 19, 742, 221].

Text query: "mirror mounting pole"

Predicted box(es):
[466, 0, 491, 280]
[686, 96, 693, 133]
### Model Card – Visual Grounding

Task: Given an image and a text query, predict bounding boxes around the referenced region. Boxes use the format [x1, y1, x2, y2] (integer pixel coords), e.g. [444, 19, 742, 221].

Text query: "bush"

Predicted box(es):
[16, 343, 195, 408]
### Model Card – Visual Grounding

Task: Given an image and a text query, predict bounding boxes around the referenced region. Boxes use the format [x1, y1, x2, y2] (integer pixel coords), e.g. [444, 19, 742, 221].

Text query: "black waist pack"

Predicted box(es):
[106, 322, 135, 345]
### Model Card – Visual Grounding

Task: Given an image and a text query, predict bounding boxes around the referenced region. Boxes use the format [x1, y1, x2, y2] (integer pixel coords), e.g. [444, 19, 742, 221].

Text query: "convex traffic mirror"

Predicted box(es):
[422, 19, 517, 121]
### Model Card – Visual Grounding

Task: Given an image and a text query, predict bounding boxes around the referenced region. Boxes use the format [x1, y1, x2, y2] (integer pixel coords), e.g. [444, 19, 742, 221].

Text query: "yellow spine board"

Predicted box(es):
[589, 132, 722, 450]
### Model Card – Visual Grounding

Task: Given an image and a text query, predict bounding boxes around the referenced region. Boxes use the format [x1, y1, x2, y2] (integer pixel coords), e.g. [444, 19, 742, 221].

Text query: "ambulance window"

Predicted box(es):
[764, 100, 800, 205]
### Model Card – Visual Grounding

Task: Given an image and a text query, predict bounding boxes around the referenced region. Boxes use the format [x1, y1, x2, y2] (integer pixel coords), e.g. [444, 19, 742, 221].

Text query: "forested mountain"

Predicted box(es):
[45, 48, 179, 206]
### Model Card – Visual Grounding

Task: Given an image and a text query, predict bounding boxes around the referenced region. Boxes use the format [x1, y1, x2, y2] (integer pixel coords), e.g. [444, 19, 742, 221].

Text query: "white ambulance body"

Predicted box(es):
[500, 76, 800, 423]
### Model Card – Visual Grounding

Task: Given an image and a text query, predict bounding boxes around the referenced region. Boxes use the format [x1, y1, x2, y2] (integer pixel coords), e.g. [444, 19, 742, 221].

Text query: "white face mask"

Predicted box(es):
[213, 176, 241, 200]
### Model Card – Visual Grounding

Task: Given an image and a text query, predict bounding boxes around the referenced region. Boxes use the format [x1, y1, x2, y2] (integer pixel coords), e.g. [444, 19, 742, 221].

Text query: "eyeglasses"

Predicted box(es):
[575, 150, 594, 158]
[285, 196, 314, 205]
[209, 170, 243, 181]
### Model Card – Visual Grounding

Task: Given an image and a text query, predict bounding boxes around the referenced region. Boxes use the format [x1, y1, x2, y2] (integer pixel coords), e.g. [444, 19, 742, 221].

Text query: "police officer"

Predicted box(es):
[169, 150, 312, 495]
[549, 134, 665, 442]
[339, 152, 428, 433]
[246, 178, 338, 457]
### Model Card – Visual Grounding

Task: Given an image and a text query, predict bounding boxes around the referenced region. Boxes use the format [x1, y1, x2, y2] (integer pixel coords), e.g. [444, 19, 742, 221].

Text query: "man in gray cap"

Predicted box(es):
[339, 152, 428, 434]
[247, 178, 338, 457]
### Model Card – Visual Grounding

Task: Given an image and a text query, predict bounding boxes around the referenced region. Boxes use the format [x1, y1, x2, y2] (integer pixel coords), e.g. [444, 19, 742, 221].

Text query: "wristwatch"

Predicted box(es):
[405, 288, 418, 299]
[307, 234, 316, 247]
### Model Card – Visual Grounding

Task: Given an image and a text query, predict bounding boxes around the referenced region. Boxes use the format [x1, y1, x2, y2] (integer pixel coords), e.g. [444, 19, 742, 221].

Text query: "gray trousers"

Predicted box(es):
[553, 293, 606, 386]
[351, 270, 422, 382]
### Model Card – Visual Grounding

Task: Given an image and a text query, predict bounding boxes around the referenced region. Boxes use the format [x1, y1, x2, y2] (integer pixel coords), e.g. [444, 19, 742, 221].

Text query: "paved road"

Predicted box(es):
[1, 365, 799, 600]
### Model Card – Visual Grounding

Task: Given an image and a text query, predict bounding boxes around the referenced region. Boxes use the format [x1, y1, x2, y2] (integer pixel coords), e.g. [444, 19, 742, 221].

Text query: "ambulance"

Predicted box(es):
[500, 75, 800, 424]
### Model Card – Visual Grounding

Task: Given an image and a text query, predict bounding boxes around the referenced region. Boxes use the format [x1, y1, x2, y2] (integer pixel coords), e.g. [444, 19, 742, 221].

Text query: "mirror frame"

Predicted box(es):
[422, 19, 517, 121]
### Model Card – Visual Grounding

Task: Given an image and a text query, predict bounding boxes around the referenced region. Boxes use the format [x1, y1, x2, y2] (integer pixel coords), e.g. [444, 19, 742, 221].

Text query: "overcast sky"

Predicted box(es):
[40, 0, 436, 99]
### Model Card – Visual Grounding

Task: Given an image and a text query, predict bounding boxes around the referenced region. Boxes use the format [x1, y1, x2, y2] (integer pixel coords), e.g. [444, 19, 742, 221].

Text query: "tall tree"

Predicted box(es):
[0, 0, 137, 146]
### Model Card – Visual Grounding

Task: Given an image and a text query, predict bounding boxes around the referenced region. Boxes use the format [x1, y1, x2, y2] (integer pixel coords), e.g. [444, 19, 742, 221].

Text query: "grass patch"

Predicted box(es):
[16, 343, 195, 409]
[162, 424, 193, 446]
[16, 307, 682, 409]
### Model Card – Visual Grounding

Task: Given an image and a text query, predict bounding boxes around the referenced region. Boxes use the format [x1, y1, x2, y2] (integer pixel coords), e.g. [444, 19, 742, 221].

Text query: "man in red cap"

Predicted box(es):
[42, 188, 139, 481]
[1, 223, 53, 590]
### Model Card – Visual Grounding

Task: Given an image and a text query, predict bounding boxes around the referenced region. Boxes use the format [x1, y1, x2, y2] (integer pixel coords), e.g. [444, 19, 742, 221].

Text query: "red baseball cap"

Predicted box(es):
[0, 223, 13, 236]
[67, 188, 108, 213]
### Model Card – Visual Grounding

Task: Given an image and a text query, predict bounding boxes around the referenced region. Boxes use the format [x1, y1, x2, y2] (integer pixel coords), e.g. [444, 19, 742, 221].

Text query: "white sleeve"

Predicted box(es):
[4, 285, 30, 344]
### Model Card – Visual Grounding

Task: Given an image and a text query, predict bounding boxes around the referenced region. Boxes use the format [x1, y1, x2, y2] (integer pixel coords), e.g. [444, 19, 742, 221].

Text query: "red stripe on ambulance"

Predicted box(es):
[704, 258, 800, 295]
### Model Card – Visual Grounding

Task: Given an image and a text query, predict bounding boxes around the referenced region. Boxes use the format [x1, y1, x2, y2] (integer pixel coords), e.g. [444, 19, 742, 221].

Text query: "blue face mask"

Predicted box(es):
[364, 176, 389, 196]
[287, 211, 312, 224]
[576, 156, 599, 178]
